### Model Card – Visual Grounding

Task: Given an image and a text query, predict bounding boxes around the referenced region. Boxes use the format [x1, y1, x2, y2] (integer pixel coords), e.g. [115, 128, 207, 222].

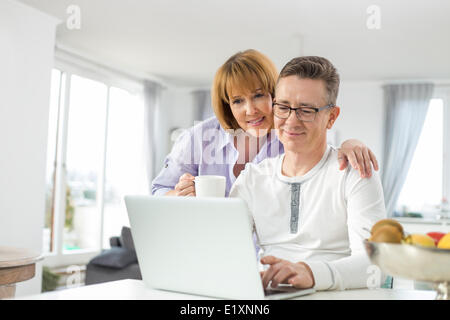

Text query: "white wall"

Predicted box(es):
[0, 0, 59, 297]
[334, 81, 385, 169]
[154, 87, 197, 174]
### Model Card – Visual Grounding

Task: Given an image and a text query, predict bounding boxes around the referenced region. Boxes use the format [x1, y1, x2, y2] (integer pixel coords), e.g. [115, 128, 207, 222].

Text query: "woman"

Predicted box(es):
[152, 49, 378, 197]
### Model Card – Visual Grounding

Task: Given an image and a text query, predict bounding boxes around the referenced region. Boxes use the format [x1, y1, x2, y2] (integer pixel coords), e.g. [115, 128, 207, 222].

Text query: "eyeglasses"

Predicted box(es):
[273, 102, 334, 122]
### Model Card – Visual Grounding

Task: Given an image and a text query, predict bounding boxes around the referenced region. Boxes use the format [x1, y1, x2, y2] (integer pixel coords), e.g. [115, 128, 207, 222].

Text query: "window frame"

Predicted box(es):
[44, 52, 146, 268]
[434, 87, 450, 206]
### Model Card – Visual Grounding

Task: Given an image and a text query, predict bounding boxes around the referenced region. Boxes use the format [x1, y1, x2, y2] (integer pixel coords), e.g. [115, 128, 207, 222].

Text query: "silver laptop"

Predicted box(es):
[124, 195, 315, 300]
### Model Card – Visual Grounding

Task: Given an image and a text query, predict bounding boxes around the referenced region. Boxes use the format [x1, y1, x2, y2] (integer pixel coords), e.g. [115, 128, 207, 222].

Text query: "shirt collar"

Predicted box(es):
[276, 144, 332, 184]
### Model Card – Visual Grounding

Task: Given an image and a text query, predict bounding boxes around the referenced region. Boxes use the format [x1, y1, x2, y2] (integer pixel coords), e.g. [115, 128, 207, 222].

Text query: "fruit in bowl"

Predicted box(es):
[427, 232, 446, 246]
[369, 219, 404, 243]
[368, 219, 450, 250]
[369, 225, 403, 243]
[437, 233, 450, 249]
[403, 234, 436, 247]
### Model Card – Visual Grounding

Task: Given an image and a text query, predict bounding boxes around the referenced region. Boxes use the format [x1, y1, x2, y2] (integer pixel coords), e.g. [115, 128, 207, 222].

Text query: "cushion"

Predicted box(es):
[121, 227, 136, 251]
[90, 247, 137, 269]
[109, 236, 121, 248]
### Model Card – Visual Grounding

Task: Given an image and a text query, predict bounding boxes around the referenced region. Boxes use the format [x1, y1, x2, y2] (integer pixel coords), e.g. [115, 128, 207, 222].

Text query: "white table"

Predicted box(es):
[16, 279, 437, 300]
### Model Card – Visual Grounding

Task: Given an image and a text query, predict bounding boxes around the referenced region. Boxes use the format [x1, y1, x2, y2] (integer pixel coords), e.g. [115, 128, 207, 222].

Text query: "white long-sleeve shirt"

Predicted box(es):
[229, 145, 386, 291]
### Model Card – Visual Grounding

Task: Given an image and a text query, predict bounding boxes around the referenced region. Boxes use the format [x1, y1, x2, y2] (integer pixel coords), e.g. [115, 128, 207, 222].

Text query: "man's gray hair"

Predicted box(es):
[277, 56, 340, 105]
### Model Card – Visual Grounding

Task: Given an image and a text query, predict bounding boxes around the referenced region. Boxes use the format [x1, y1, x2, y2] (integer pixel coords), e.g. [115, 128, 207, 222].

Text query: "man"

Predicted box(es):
[229, 56, 386, 291]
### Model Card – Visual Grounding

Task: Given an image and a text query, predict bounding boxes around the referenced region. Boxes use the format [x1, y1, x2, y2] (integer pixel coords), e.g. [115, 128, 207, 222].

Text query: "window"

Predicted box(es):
[396, 98, 446, 217]
[102, 87, 147, 248]
[64, 75, 107, 251]
[44, 66, 149, 264]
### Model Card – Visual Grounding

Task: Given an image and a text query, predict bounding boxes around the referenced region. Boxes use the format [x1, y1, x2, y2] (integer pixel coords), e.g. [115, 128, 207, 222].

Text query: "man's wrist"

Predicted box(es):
[297, 262, 315, 288]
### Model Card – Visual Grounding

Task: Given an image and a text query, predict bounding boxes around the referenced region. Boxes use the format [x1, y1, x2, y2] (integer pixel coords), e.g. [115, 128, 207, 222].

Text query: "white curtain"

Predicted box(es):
[381, 83, 434, 216]
[143, 80, 163, 188]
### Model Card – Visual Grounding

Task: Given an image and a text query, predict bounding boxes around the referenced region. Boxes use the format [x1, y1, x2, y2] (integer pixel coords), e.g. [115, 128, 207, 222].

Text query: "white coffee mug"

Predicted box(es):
[194, 175, 226, 198]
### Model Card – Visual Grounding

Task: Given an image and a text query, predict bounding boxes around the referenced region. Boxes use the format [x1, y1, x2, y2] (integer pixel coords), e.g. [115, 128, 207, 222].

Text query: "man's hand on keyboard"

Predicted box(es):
[260, 255, 315, 290]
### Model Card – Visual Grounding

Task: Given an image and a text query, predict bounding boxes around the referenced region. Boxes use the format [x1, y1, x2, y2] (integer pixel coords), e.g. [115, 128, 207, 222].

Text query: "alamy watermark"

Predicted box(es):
[366, 5, 381, 30]
[66, 265, 82, 288]
[170, 122, 283, 166]
[366, 264, 382, 289]
[66, 5, 81, 30]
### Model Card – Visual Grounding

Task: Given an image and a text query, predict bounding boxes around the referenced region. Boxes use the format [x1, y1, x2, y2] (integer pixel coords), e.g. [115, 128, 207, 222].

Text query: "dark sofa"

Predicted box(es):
[85, 226, 142, 285]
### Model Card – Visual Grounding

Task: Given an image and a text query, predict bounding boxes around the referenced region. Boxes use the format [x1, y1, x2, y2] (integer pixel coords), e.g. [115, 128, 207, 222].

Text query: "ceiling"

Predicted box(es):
[19, 0, 450, 87]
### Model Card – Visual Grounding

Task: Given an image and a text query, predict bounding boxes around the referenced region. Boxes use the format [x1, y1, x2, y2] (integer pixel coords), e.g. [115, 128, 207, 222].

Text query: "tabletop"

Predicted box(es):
[16, 279, 437, 300]
[0, 246, 42, 268]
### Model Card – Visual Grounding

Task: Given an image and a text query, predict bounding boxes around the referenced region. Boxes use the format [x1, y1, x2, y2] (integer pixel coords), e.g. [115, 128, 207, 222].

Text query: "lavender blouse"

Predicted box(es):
[151, 116, 284, 197]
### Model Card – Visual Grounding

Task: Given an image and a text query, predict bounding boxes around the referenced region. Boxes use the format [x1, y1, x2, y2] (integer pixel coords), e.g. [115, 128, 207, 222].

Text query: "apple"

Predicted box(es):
[426, 232, 446, 246]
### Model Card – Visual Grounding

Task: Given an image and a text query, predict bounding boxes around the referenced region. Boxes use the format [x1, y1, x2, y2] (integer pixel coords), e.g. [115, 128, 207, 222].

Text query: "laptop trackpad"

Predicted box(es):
[263, 283, 315, 300]
[265, 283, 303, 295]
